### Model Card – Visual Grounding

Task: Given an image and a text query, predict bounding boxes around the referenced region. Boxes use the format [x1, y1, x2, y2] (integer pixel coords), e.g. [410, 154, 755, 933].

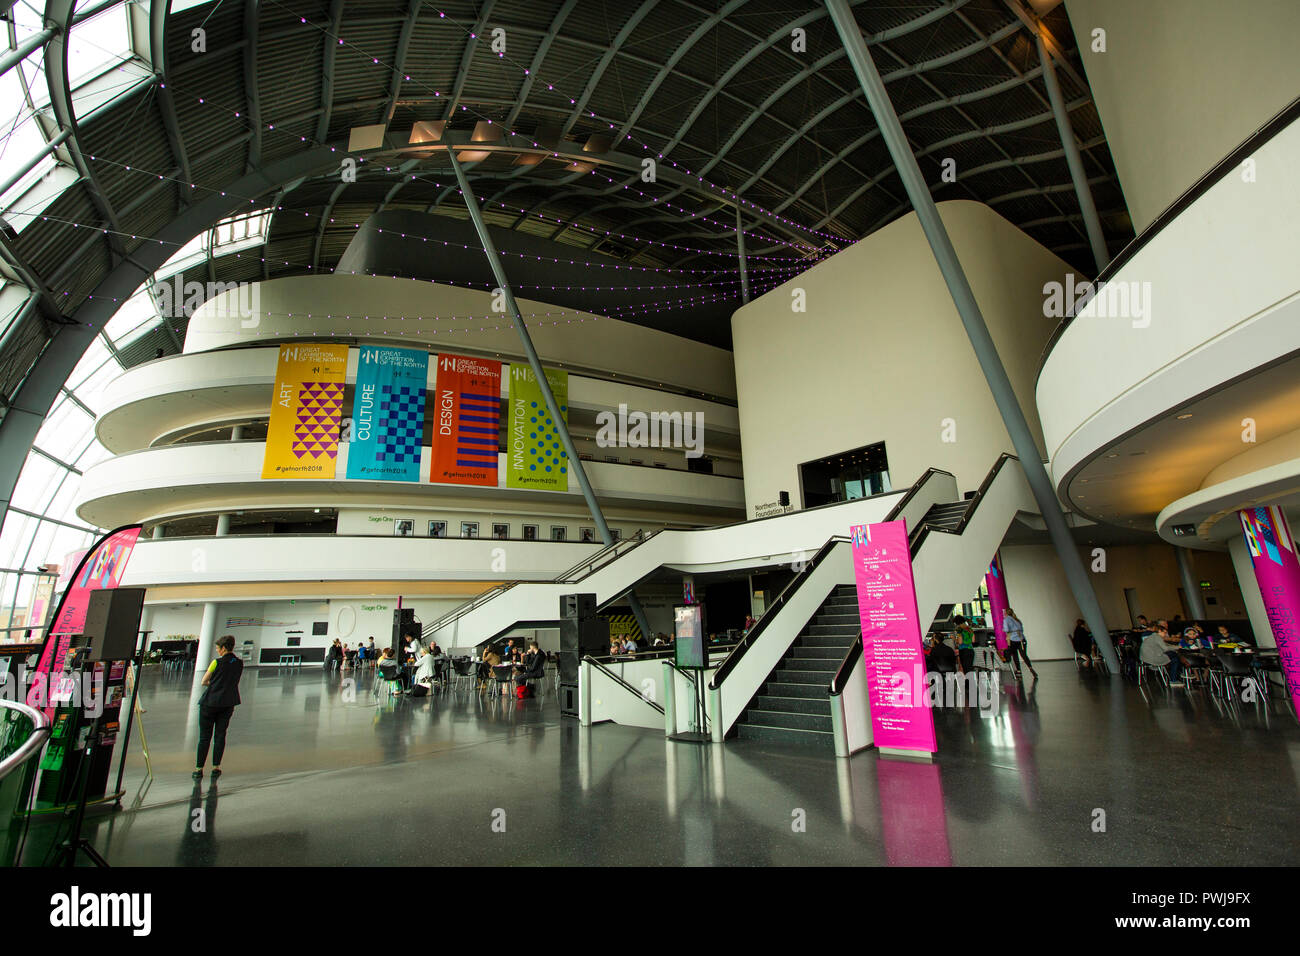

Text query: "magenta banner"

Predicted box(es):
[1238, 506, 1300, 715]
[26, 525, 141, 719]
[850, 519, 937, 754]
[983, 551, 1010, 653]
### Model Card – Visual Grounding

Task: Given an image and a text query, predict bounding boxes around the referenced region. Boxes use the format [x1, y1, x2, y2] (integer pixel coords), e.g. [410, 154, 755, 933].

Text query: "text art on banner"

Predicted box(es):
[850, 520, 937, 755]
[983, 551, 1010, 652]
[429, 354, 502, 486]
[1239, 506, 1300, 716]
[506, 365, 568, 491]
[27, 525, 141, 719]
[346, 346, 428, 481]
[262, 343, 348, 478]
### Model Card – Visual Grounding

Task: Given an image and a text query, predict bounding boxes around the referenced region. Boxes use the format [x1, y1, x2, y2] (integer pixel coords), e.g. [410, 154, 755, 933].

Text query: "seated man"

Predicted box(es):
[1140, 625, 1184, 687]
[926, 633, 957, 674]
[1215, 624, 1242, 645]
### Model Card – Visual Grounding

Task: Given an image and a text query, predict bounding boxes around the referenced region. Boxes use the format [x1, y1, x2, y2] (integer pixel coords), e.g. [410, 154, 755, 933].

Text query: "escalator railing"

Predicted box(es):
[1, 699, 50, 867]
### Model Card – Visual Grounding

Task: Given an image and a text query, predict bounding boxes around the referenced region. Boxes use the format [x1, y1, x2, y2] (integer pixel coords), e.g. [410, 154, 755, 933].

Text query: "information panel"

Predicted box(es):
[346, 346, 428, 482]
[850, 520, 937, 755]
[674, 605, 705, 669]
[262, 343, 348, 478]
[429, 353, 502, 486]
[1239, 506, 1300, 716]
[506, 365, 569, 491]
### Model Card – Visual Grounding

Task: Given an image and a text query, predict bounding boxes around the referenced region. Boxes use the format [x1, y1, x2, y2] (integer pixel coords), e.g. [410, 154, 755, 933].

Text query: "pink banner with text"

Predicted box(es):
[851, 519, 937, 754]
[983, 551, 1010, 652]
[1238, 506, 1300, 715]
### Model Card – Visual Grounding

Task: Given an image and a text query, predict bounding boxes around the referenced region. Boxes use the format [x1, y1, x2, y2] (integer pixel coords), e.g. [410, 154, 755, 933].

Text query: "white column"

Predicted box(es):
[1174, 547, 1207, 619]
[193, 601, 219, 691]
[231, 424, 244, 441]
[215, 513, 230, 536]
[1228, 536, 1275, 648]
[151, 524, 164, 540]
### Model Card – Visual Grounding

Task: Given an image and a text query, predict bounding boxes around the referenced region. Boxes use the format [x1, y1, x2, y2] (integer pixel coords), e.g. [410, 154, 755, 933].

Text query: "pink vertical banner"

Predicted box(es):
[984, 551, 1010, 653]
[851, 519, 937, 755]
[1238, 506, 1300, 716]
[26, 525, 141, 719]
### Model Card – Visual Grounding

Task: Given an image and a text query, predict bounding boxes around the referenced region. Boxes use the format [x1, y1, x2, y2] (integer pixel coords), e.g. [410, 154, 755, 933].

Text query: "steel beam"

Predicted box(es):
[825, 0, 1118, 672]
[446, 150, 654, 644]
[735, 205, 749, 304]
[1036, 32, 1109, 272]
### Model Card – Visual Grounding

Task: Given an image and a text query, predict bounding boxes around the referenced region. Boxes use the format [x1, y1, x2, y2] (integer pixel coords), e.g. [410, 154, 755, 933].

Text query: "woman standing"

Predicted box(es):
[953, 615, 975, 674]
[195, 635, 244, 779]
[1003, 608, 1038, 680]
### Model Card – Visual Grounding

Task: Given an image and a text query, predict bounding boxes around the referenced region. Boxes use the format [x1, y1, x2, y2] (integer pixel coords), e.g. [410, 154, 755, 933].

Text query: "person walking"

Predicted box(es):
[1002, 608, 1038, 680]
[195, 635, 243, 779]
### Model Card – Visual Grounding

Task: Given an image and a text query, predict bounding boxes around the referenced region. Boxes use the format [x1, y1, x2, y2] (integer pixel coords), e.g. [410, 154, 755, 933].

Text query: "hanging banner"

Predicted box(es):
[26, 525, 141, 719]
[851, 519, 937, 755]
[983, 551, 1010, 653]
[507, 364, 569, 491]
[261, 343, 348, 478]
[429, 353, 502, 486]
[1238, 506, 1300, 716]
[346, 346, 429, 482]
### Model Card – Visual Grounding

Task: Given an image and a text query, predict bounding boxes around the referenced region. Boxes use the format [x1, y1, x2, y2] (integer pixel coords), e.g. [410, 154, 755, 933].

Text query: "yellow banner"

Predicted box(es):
[262, 343, 349, 479]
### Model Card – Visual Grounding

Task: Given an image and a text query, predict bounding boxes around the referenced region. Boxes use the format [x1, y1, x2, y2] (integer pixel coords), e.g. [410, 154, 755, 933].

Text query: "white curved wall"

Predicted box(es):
[75, 440, 745, 528]
[1037, 116, 1300, 490]
[185, 274, 737, 400]
[732, 200, 1070, 514]
[1068, 0, 1300, 233]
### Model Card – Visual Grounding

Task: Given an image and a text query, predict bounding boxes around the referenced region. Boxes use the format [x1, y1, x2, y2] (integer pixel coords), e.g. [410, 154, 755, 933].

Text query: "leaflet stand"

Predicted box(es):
[668, 604, 710, 743]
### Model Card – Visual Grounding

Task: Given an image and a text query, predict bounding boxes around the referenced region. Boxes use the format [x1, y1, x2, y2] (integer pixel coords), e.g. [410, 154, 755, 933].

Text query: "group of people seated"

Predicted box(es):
[1125, 615, 1247, 688]
[478, 638, 547, 695]
[922, 609, 1038, 682]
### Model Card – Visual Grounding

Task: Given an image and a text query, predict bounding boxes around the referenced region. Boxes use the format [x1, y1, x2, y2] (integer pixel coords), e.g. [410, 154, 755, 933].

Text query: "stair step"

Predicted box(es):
[807, 623, 861, 637]
[751, 694, 831, 716]
[735, 723, 835, 750]
[773, 668, 832, 685]
[742, 709, 833, 733]
[765, 681, 826, 699]
[787, 645, 845, 660]
[780, 658, 838, 673]
[799, 634, 859, 648]
[816, 612, 858, 625]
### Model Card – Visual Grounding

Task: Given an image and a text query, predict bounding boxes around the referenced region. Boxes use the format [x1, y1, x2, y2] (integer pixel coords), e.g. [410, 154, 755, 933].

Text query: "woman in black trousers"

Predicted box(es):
[195, 635, 244, 779]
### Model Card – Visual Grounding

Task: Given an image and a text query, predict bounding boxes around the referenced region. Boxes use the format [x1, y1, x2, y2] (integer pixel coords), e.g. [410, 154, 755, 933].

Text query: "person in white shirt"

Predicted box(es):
[1002, 608, 1037, 681]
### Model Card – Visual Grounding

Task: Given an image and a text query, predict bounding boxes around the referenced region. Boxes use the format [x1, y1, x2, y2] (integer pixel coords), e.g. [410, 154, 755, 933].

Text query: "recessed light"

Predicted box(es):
[1177, 414, 1193, 420]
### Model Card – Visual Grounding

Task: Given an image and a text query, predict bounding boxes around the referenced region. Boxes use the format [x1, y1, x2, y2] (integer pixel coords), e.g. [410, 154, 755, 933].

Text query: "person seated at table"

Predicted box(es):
[1071, 619, 1095, 667]
[609, 636, 622, 656]
[926, 633, 956, 674]
[513, 641, 546, 685]
[622, 635, 638, 656]
[1133, 615, 1153, 634]
[479, 645, 502, 692]
[502, 638, 520, 663]
[1181, 625, 1211, 649]
[1140, 624, 1184, 687]
[406, 645, 436, 694]
[1215, 624, 1241, 645]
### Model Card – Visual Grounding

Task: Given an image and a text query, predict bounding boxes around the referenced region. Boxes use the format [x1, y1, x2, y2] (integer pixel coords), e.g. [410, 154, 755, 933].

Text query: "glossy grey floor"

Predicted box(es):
[45, 663, 1300, 866]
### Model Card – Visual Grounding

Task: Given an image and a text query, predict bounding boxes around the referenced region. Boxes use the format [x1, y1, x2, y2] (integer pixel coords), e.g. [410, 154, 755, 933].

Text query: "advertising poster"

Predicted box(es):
[850, 520, 937, 755]
[429, 353, 502, 486]
[346, 346, 429, 482]
[261, 343, 349, 478]
[506, 364, 569, 491]
[983, 551, 1010, 652]
[1238, 506, 1300, 716]
[27, 525, 141, 720]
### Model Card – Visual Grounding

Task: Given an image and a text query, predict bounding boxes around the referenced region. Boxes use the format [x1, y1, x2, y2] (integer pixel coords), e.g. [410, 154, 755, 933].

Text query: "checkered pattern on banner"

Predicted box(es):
[377, 384, 426, 463]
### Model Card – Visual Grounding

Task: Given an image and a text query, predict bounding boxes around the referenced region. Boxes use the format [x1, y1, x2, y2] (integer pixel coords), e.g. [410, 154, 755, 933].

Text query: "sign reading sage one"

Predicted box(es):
[1238, 506, 1300, 716]
[850, 520, 937, 754]
[346, 346, 428, 482]
[507, 364, 568, 491]
[430, 353, 502, 486]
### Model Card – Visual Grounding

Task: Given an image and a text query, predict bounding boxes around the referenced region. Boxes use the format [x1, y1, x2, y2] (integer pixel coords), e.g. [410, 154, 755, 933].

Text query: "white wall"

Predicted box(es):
[1000, 545, 1082, 661]
[1067, 0, 1300, 233]
[732, 201, 1070, 517]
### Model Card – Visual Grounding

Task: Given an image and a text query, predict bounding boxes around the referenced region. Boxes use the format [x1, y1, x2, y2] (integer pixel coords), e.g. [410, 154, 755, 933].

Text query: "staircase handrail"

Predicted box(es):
[553, 528, 661, 583]
[581, 655, 666, 715]
[421, 582, 518, 638]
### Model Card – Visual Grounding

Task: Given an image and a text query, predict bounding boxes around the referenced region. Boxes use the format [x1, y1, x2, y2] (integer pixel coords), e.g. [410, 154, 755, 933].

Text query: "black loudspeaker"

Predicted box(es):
[778, 490, 790, 507]
[392, 608, 417, 653]
[557, 593, 603, 688]
[561, 593, 596, 620]
[82, 587, 146, 662]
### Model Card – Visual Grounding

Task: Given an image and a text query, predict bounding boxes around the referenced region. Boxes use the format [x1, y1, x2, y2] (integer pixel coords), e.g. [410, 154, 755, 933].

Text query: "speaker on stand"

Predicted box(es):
[558, 593, 602, 718]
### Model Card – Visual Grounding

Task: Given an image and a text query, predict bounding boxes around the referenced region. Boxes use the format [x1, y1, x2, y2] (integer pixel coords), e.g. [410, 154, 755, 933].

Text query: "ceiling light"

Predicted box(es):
[1177, 414, 1193, 420]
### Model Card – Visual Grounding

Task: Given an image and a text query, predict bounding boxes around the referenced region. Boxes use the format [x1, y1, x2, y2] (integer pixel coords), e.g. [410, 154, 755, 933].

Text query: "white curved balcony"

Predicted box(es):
[75, 440, 746, 528]
[1036, 113, 1300, 527]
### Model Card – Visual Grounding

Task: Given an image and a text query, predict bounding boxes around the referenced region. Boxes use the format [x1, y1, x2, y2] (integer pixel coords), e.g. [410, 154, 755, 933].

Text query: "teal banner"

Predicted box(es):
[346, 346, 428, 481]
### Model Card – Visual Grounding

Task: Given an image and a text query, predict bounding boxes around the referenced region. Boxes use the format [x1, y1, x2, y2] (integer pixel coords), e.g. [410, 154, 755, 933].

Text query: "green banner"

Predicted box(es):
[507, 365, 568, 491]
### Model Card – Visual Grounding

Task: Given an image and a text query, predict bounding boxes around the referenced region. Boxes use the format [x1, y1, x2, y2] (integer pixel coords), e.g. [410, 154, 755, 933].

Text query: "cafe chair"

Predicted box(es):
[492, 665, 513, 698]
[1216, 651, 1260, 703]
[1137, 659, 1171, 691]
[376, 661, 403, 700]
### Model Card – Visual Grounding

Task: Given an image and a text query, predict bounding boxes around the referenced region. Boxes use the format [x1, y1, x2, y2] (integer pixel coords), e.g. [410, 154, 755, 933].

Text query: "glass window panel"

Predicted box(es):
[9, 452, 60, 512]
[65, 335, 115, 392]
[34, 400, 92, 463]
[40, 475, 84, 528]
[103, 289, 159, 341]
[0, 511, 37, 570]
[20, 520, 59, 574]
[43, 524, 96, 570]
[72, 354, 124, 416]
[66, 6, 132, 88]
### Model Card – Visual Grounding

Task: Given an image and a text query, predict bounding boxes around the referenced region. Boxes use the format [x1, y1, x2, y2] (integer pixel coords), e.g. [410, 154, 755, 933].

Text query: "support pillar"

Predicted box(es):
[215, 513, 230, 537]
[230, 424, 245, 441]
[825, 0, 1117, 671]
[447, 150, 654, 645]
[1036, 32, 1109, 273]
[151, 524, 164, 540]
[192, 601, 219, 698]
[1174, 546, 1206, 620]
[1229, 535, 1275, 648]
